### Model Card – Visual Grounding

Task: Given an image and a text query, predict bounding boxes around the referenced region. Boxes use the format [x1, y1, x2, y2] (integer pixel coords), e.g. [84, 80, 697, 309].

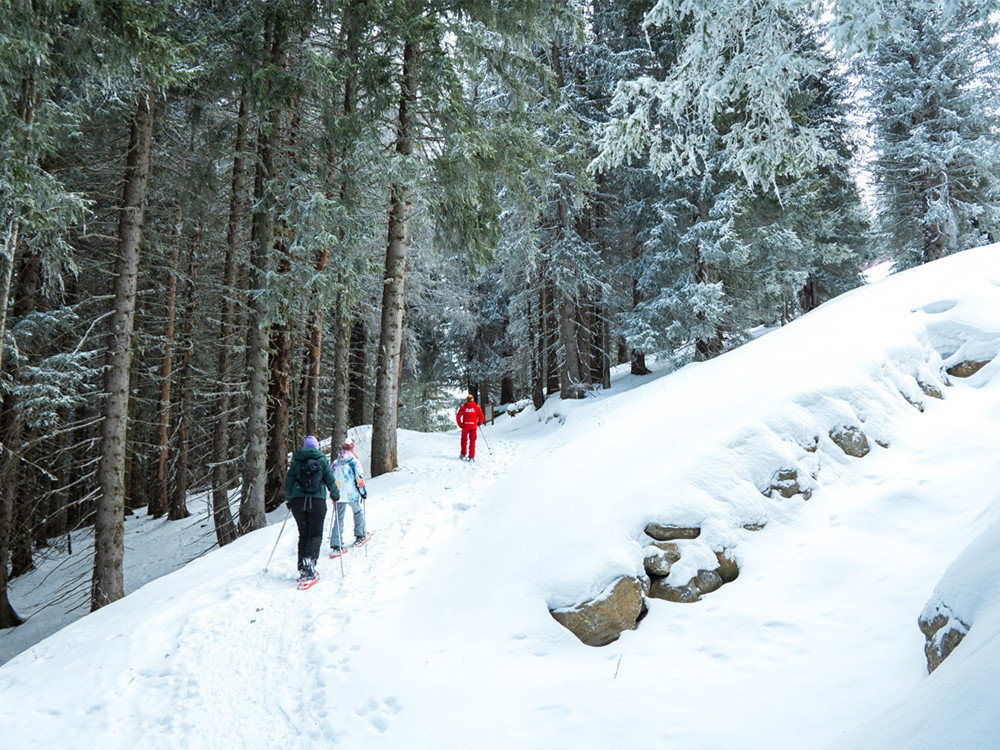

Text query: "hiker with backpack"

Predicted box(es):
[286, 435, 339, 586]
[330, 435, 368, 555]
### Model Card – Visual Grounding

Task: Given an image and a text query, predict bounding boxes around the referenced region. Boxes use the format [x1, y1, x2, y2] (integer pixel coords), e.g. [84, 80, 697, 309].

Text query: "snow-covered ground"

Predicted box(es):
[3, 245, 1000, 749]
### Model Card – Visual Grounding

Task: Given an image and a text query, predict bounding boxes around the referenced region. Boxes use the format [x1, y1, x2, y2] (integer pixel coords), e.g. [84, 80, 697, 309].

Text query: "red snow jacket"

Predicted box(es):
[456, 400, 485, 430]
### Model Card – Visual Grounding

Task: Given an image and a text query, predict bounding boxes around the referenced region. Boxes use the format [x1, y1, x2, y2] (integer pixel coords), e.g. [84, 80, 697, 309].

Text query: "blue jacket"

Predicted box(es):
[332, 449, 366, 504]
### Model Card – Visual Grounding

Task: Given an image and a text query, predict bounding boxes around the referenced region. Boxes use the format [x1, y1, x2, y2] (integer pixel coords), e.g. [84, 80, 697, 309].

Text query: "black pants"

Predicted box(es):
[288, 497, 327, 574]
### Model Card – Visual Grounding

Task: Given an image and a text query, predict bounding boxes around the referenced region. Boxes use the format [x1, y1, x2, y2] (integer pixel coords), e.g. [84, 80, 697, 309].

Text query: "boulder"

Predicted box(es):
[715, 550, 740, 583]
[918, 381, 944, 399]
[550, 577, 647, 647]
[946, 360, 991, 378]
[643, 542, 681, 577]
[767, 468, 812, 500]
[648, 569, 723, 603]
[919, 607, 970, 674]
[645, 523, 701, 542]
[829, 425, 870, 458]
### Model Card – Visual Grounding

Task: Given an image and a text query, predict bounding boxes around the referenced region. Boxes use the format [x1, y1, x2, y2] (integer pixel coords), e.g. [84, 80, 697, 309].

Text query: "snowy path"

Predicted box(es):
[139, 429, 522, 748]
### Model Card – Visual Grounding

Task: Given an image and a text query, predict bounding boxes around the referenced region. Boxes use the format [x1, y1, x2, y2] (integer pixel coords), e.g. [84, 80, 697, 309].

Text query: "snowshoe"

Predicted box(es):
[329, 546, 347, 559]
[353, 532, 372, 548]
[296, 572, 320, 590]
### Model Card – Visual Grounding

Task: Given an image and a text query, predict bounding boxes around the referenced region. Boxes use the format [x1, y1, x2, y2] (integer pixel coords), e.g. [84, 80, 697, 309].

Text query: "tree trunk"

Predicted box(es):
[594, 303, 611, 389]
[558, 291, 586, 399]
[3, 247, 43, 582]
[0, 394, 21, 624]
[631, 350, 650, 376]
[9, 445, 33, 577]
[1, 389, 30, 582]
[529, 283, 545, 410]
[348, 317, 367, 426]
[303, 307, 324, 439]
[0, 222, 16, 380]
[169, 222, 199, 521]
[694, 202, 723, 359]
[211, 91, 248, 544]
[798, 277, 820, 315]
[0, 75, 35, 380]
[331, 289, 351, 447]
[576, 293, 595, 389]
[91, 87, 155, 612]
[0, 83, 34, 619]
[265, 309, 292, 513]
[323, 0, 359, 445]
[151, 201, 183, 519]
[543, 276, 560, 395]
[241, 26, 286, 535]
[371, 36, 419, 478]
[265, 19, 308, 516]
[500, 375, 515, 405]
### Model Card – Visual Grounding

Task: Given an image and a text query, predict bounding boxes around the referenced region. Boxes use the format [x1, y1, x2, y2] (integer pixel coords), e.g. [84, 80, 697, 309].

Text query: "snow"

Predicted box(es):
[4, 245, 1000, 748]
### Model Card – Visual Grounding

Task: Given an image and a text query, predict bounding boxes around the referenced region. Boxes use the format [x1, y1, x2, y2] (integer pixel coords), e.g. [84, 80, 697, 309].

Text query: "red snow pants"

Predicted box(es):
[461, 426, 478, 459]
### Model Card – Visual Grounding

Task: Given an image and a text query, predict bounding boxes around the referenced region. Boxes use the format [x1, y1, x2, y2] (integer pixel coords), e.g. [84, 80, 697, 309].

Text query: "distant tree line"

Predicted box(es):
[1, 0, 997, 625]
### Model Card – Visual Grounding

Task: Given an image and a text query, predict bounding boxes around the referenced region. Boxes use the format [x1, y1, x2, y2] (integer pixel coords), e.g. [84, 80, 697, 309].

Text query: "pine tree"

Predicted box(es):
[599, 3, 867, 360]
[863, 1, 1000, 266]
[90, 1, 194, 611]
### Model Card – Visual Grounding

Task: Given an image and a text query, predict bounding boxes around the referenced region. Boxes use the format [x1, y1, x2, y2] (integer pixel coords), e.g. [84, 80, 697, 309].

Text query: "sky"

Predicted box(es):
[2, 245, 1000, 749]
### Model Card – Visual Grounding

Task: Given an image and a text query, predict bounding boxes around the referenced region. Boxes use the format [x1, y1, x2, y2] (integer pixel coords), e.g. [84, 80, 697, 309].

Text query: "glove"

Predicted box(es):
[360, 490, 367, 500]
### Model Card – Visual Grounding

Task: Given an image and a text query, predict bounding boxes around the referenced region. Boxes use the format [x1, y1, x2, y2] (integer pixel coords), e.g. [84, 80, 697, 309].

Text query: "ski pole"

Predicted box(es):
[332, 500, 345, 576]
[478, 424, 493, 456]
[361, 495, 369, 558]
[264, 507, 291, 574]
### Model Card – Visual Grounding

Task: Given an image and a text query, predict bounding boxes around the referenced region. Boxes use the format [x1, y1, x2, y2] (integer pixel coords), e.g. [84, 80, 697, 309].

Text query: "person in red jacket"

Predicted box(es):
[456, 394, 485, 461]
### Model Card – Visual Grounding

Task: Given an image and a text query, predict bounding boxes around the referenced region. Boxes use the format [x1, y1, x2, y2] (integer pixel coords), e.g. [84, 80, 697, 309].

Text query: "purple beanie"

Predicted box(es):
[304, 435, 320, 450]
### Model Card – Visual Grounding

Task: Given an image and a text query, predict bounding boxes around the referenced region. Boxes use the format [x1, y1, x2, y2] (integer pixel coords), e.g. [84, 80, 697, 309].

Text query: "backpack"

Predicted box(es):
[299, 457, 323, 496]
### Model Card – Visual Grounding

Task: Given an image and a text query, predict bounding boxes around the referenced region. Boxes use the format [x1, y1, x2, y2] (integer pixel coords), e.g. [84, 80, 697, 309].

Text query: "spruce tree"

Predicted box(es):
[863, 1, 1000, 266]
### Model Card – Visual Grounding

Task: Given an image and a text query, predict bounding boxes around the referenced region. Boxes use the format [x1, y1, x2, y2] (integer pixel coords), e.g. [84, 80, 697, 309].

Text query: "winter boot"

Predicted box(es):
[299, 558, 317, 581]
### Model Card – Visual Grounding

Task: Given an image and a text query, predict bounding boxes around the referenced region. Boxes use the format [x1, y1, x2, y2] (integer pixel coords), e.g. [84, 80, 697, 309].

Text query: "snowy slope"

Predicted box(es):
[3, 245, 1000, 749]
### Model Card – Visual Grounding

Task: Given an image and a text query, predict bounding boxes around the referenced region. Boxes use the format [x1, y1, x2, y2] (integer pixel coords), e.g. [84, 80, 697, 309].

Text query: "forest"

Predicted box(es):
[1, 0, 998, 626]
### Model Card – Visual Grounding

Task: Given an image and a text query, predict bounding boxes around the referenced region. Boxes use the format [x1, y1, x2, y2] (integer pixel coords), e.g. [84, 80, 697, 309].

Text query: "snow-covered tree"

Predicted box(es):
[862, 1, 1000, 266]
[603, 3, 867, 360]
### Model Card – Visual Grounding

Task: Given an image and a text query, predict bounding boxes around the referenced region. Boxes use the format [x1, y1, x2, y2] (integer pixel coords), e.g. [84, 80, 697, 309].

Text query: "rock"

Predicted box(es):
[829, 425, 870, 458]
[946, 360, 991, 378]
[550, 577, 647, 647]
[919, 608, 970, 673]
[648, 569, 723, 603]
[902, 392, 925, 412]
[715, 550, 740, 583]
[918, 381, 944, 399]
[643, 543, 681, 577]
[767, 468, 812, 500]
[743, 522, 766, 531]
[645, 523, 701, 542]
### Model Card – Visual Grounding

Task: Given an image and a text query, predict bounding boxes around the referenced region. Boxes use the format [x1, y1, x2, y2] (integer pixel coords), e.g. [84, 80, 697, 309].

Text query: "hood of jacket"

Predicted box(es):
[292, 446, 327, 462]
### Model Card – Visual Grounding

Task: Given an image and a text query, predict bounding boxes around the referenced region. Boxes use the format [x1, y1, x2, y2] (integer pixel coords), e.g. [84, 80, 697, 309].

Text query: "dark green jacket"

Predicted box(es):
[285, 447, 339, 502]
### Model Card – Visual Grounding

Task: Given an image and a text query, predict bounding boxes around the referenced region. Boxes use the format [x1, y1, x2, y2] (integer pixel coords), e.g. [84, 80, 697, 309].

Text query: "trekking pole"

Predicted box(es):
[361, 495, 369, 558]
[478, 424, 493, 456]
[332, 501, 345, 577]
[263, 507, 291, 574]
